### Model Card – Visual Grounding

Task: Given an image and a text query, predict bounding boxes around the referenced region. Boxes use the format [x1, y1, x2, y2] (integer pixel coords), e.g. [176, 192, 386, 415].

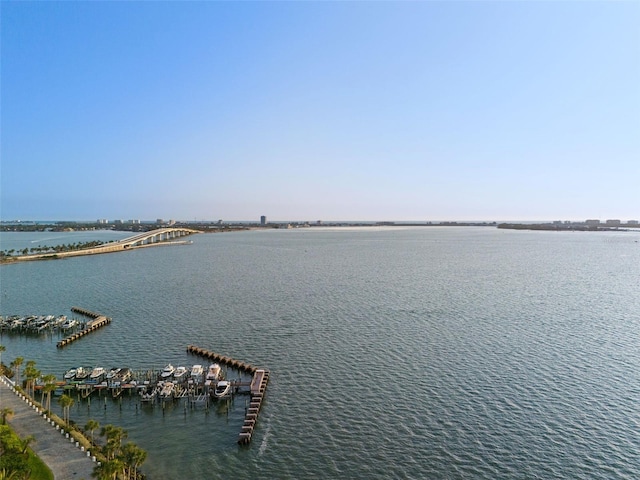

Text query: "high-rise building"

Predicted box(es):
[260, 216, 267, 226]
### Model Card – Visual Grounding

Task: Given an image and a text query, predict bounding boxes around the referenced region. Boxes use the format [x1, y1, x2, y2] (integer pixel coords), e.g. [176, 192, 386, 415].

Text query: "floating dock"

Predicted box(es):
[186, 345, 269, 444]
[56, 307, 111, 348]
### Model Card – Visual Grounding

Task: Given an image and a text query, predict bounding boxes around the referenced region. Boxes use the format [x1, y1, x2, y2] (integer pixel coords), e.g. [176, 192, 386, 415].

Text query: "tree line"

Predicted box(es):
[1, 240, 108, 258]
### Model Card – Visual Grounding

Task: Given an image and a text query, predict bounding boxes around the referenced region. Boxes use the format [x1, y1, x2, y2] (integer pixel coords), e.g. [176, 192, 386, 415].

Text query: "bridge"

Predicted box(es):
[13, 228, 201, 262]
[118, 227, 201, 248]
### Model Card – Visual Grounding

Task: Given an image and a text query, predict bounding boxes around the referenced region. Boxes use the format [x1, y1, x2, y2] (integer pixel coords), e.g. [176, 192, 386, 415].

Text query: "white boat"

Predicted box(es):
[213, 380, 231, 398]
[89, 367, 106, 381]
[63, 368, 77, 380]
[118, 368, 132, 383]
[74, 367, 90, 381]
[160, 364, 175, 378]
[61, 318, 78, 330]
[206, 363, 221, 382]
[190, 364, 204, 379]
[159, 381, 175, 398]
[106, 368, 121, 380]
[173, 366, 188, 379]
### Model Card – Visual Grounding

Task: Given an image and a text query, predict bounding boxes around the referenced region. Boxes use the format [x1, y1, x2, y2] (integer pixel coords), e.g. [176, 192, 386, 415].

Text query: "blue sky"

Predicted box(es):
[2, 1, 638, 222]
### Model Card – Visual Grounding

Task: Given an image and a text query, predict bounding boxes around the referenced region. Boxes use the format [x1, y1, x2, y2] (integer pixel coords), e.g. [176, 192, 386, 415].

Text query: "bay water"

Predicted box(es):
[1, 227, 639, 479]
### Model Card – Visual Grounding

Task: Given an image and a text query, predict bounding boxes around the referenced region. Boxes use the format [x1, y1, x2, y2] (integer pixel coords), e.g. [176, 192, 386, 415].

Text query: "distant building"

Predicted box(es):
[97, 219, 108, 224]
[128, 219, 140, 224]
[317, 220, 323, 225]
[156, 219, 164, 225]
[260, 216, 267, 226]
[114, 220, 123, 225]
[628, 220, 639, 225]
[585, 219, 600, 226]
[605, 219, 621, 227]
[168, 219, 176, 226]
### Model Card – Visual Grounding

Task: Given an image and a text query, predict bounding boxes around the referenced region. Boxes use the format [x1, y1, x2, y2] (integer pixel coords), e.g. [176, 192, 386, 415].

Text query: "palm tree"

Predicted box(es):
[92, 458, 123, 480]
[58, 394, 74, 425]
[85, 419, 100, 446]
[1, 407, 13, 425]
[41, 374, 57, 412]
[120, 442, 147, 480]
[20, 435, 36, 454]
[10, 357, 23, 386]
[100, 424, 128, 460]
[0, 468, 20, 480]
[23, 361, 40, 399]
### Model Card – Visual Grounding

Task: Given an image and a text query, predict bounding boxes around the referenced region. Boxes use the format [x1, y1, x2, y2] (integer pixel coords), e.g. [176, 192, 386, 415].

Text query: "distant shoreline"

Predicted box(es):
[2, 221, 638, 265]
[497, 223, 640, 232]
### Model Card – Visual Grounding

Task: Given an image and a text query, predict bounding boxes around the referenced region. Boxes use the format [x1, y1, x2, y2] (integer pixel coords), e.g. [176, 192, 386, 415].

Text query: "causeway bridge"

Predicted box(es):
[118, 227, 201, 248]
[14, 228, 201, 261]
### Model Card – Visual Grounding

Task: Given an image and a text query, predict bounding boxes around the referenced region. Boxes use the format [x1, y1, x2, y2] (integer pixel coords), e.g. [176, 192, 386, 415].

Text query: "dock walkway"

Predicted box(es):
[0, 376, 96, 480]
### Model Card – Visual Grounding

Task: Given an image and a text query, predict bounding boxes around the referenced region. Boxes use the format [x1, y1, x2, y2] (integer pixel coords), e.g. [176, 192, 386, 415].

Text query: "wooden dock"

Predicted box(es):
[186, 345, 257, 373]
[56, 307, 111, 348]
[239, 369, 270, 445]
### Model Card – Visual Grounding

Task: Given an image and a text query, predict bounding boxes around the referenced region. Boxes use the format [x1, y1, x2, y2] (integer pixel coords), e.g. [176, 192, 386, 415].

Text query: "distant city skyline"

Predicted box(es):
[2, 2, 638, 221]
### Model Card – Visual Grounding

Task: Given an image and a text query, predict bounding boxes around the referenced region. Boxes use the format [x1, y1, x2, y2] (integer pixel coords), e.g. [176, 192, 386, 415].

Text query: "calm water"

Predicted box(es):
[1, 227, 639, 479]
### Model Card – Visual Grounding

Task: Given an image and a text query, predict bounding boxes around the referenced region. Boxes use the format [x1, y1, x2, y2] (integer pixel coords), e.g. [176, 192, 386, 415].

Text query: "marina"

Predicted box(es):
[41, 363, 254, 405]
[0, 314, 80, 333]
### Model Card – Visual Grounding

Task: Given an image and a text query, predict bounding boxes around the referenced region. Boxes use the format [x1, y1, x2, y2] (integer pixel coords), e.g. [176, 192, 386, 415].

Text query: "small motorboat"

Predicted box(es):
[213, 380, 231, 398]
[160, 364, 175, 378]
[88, 367, 106, 382]
[190, 364, 204, 379]
[206, 363, 221, 382]
[63, 368, 77, 381]
[159, 381, 175, 399]
[74, 367, 90, 381]
[173, 366, 188, 380]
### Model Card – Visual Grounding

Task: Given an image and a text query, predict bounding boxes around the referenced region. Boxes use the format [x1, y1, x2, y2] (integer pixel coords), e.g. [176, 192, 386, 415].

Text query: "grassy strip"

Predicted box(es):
[0, 424, 53, 480]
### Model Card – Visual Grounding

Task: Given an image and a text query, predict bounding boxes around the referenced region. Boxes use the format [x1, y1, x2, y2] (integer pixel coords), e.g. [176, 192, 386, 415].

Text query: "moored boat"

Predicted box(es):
[190, 364, 204, 379]
[63, 368, 77, 381]
[89, 367, 106, 382]
[74, 367, 90, 381]
[159, 381, 175, 398]
[206, 363, 221, 382]
[173, 366, 188, 379]
[160, 364, 175, 378]
[213, 380, 231, 398]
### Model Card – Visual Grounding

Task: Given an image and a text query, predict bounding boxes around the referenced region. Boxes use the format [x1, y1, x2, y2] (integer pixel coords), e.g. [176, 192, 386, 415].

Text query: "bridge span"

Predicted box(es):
[119, 227, 201, 248]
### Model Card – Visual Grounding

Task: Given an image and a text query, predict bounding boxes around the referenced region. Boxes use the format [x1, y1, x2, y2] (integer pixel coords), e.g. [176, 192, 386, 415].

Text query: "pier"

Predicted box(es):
[186, 345, 258, 373]
[239, 368, 270, 445]
[56, 307, 111, 348]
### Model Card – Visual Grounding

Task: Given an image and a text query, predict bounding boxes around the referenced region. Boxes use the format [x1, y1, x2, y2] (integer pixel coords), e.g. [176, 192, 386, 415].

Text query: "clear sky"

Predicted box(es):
[1, 1, 638, 222]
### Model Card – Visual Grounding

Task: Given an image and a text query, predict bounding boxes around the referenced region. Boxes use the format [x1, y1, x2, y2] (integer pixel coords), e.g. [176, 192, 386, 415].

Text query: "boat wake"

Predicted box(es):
[258, 420, 271, 456]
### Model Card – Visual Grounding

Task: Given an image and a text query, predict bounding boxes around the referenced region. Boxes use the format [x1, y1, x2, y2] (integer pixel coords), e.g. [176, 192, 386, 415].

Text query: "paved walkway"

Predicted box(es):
[0, 376, 96, 480]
